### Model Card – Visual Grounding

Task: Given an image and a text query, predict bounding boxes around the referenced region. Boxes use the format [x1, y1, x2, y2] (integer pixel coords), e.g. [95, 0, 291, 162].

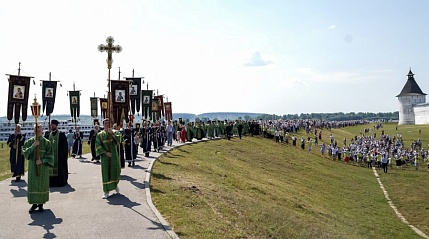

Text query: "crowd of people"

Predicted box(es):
[8, 117, 428, 214]
[7, 117, 247, 213]
[259, 119, 429, 173]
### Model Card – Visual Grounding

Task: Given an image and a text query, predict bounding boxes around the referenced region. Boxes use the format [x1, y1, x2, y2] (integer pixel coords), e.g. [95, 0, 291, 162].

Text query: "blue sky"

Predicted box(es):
[1, 0, 429, 118]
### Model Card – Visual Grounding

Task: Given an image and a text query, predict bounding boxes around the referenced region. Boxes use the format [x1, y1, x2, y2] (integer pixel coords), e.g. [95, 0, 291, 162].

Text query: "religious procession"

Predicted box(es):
[257, 118, 429, 174]
[3, 37, 177, 214]
[4, 36, 262, 219]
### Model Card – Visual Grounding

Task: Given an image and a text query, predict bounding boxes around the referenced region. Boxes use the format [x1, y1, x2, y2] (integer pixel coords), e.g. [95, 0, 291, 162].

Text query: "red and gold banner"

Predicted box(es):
[100, 98, 108, 120]
[151, 97, 159, 121]
[154, 95, 164, 117]
[7, 75, 32, 124]
[164, 102, 172, 121]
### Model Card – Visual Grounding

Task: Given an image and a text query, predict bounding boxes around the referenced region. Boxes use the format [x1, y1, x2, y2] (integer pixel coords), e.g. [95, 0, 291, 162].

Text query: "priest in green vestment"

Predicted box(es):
[48, 119, 69, 187]
[96, 118, 122, 199]
[23, 123, 54, 213]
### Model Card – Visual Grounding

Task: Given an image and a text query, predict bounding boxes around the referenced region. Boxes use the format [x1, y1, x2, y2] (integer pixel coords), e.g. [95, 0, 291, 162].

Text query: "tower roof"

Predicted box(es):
[396, 69, 427, 97]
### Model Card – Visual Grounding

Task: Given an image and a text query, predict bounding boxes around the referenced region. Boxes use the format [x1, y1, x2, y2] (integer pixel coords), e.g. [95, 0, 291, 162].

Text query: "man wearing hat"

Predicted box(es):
[48, 119, 69, 187]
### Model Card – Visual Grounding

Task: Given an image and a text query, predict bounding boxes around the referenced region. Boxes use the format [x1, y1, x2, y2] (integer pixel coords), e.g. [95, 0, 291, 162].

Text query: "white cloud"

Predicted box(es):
[329, 25, 336, 30]
[243, 51, 273, 67]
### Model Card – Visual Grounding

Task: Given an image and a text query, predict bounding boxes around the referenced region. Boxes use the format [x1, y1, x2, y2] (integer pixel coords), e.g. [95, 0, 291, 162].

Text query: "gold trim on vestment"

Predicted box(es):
[103, 180, 119, 185]
[28, 191, 49, 194]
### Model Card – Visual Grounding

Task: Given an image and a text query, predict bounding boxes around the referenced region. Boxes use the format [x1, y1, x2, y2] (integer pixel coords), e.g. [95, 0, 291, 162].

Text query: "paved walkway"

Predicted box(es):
[0, 139, 194, 239]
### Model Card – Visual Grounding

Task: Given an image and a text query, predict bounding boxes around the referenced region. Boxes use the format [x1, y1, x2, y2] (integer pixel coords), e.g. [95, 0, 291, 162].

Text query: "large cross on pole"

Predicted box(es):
[98, 36, 122, 124]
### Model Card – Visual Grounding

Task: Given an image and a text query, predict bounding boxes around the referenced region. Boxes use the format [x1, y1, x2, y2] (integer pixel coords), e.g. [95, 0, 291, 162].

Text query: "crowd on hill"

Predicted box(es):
[257, 119, 429, 173]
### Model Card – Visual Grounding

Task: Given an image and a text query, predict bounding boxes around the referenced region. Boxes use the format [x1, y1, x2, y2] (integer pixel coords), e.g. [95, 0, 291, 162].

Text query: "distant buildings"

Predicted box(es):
[397, 69, 428, 124]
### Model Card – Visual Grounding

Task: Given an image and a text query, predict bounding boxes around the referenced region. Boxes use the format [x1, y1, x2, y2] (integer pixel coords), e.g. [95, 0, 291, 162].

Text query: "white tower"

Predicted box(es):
[397, 69, 426, 125]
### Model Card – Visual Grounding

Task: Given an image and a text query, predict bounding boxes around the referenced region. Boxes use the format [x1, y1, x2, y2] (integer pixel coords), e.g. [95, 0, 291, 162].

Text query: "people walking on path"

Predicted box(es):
[96, 118, 122, 199]
[23, 123, 54, 213]
[48, 119, 69, 187]
[7, 124, 26, 182]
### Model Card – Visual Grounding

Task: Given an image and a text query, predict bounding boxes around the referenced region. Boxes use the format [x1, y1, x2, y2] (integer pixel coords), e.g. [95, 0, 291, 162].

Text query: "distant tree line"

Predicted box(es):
[253, 112, 399, 121]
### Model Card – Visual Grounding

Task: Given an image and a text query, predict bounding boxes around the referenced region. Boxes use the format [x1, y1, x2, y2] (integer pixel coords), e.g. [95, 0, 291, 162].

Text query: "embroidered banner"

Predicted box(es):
[7, 75, 32, 124]
[141, 90, 153, 120]
[111, 80, 130, 126]
[100, 98, 108, 120]
[69, 91, 80, 122]
[154, 95, 164, 117]
[164, 102, 173, 121]
[127, 77, 142, 116]
[90, 97, 98, 118]
[42, 81, 58, 116]
[151, 97, 159, 121]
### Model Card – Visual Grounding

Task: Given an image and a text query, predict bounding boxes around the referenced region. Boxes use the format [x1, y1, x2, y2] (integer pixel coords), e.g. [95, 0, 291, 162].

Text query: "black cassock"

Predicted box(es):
[118, 131, 125, 168]
[132, 128, 138, 159]
[7, 133, 26, 177]
[124, 128, 137, 166]
[49, 131, 69, 187]
[140, 126, 152, 157]
[72, 131, 84, 157]
[88, 129, 100, 161]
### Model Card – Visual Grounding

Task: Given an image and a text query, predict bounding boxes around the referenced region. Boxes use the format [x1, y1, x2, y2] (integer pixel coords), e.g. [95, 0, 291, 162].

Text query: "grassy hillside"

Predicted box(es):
[151, 123, 429, 239]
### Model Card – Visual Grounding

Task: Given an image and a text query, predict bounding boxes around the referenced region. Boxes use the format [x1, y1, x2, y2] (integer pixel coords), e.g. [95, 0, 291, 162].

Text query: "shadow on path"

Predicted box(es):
[107, 194, 165, 231]
[50, 184, 76, 194]
[120, 175, 145, 189]
[28, 209, 63, 239]
[10, 180, 28, 198]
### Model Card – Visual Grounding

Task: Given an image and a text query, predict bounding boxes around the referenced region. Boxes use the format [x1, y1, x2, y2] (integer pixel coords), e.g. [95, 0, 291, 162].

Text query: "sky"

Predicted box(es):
[1, 0, 429, 118]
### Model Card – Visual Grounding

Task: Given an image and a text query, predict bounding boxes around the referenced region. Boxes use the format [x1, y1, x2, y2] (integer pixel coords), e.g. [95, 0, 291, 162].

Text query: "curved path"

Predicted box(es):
[0, 139, 192, 239]
[372, 167, 429, 239]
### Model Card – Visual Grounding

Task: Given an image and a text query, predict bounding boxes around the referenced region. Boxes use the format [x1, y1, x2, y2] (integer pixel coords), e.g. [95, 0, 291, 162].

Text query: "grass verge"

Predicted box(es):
[151, 123, 429, 239]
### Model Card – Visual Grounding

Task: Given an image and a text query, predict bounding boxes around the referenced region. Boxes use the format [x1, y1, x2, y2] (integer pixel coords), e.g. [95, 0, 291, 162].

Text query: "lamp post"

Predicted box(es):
[30, 95, 41, 176]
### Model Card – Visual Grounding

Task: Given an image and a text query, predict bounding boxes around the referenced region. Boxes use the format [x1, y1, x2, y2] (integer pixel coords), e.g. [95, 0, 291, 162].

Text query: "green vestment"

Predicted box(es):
[207, 124, 214, 138]
[243, 122, 250, 135]
[23, 136, 54, 204]
[49, 132, 60, 176]
[95, 130, 121, 193]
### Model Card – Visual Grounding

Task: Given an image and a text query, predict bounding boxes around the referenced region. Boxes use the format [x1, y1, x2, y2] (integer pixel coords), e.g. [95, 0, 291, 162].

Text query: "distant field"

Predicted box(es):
[151, 122, 429, 239]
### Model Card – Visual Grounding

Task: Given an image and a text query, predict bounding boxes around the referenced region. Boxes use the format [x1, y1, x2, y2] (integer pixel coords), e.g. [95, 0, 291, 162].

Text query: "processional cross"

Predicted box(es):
[98, 36, 122, 122]
[98, 36, 122, 83]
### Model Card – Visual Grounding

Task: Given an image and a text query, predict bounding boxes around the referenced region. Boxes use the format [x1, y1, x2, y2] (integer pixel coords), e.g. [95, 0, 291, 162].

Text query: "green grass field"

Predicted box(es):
[1, 123, 428, 238]
[151, 122, 429, 239]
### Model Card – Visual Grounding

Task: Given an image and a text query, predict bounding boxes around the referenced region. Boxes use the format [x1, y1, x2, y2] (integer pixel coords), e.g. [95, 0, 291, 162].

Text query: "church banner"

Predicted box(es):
[7, 75, 32, 124]
[154, 95, 164, 117]
[42, 81, 58, 116]
[127, 77, 142, 116]
[90, 97, 98, 118]
[141, 90, 153, 120]
[111, 80, 130, 126]
[164, 102, 172, 121]
[69, 91, 80, 122]
[151, 97, 159, 121]
[100, 98, 108, 120]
